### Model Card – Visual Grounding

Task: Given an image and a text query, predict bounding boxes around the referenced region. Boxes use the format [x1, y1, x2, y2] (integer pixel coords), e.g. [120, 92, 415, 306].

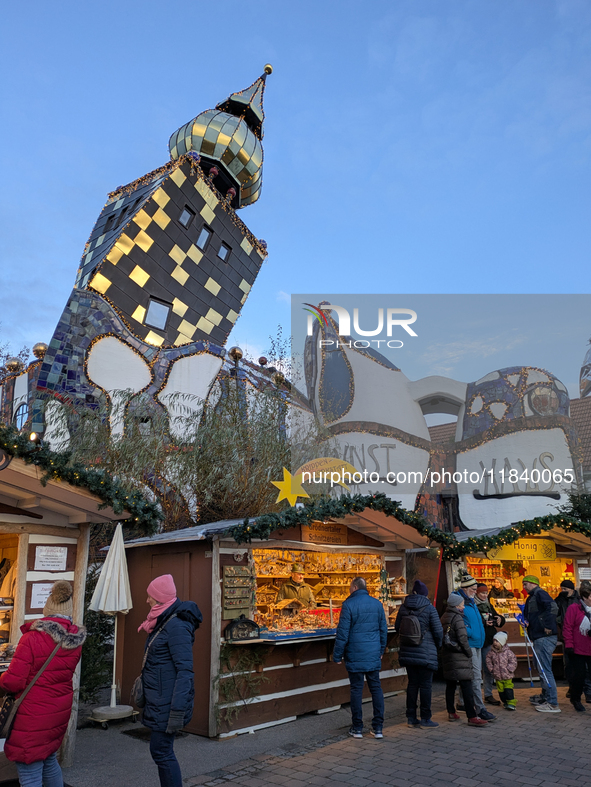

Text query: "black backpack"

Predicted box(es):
[398, 609, 423, 646]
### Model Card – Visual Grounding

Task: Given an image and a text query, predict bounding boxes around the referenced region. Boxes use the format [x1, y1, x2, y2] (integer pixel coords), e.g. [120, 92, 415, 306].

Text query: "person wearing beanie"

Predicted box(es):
[486, 631, 518, 710]
[439, 594, 487, 726]
[454, 576, 495, 722]
[412, 579, 429, 596]
[475, 583, 506, 706]
[554, 579, 590, 700]
[277, 563, 316, 608]
[395, 579, 442, 729]
[0, 580, 86, 784]
[523, 575, 560, 712]
[138, 575, 203, 787]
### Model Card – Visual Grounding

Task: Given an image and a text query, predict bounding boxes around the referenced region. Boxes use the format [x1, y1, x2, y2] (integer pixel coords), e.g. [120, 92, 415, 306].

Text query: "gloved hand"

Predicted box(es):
[166, 710, 186, 734]
[564, 647, 575, 655]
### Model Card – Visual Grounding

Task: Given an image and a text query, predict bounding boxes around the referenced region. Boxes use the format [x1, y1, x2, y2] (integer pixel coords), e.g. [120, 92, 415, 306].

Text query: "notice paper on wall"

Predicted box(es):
[34, 545, 68, 572]
[30, 582, 54, 609]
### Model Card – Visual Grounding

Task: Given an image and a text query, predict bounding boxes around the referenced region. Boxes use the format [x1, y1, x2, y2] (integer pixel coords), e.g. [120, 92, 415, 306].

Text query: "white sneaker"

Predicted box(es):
[535, 702, 561, 713]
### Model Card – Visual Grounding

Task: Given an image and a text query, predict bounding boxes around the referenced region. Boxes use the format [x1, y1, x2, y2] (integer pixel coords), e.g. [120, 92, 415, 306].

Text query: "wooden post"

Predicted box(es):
[208, 536, 221, 737]
[11, 532, 29, 644]
[61, 523, 90, 768]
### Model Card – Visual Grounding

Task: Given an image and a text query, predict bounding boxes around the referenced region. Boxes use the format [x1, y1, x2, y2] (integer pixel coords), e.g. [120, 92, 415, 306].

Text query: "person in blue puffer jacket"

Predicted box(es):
[395, 580, 443, 728]
[333, 577, 387, 739]
[455, 576, 496, 722]
[138, 574, 203, 787]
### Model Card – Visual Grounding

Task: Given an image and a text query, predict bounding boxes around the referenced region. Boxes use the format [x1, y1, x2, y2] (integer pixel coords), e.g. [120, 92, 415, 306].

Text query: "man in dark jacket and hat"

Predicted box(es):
[395, 580, 443, 729]
[523, 575, 559, 712]
[333, 577, 387, 739]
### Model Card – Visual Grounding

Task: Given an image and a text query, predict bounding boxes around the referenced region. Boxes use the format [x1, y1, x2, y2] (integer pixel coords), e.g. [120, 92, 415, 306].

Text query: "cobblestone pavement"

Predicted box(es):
[184, 684, 591, 787]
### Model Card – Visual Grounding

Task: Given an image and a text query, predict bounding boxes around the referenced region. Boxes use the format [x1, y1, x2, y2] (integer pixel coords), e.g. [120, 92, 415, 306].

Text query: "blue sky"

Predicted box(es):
[1, 1, 590, 373]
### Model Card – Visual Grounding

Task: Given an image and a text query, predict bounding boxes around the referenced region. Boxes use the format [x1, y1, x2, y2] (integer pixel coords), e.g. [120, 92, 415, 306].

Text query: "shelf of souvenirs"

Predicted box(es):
[253, 597, 401, 639]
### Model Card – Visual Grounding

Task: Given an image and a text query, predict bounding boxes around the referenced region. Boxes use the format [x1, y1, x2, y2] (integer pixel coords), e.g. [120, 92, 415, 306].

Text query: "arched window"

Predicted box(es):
[13, 403, 29, 430]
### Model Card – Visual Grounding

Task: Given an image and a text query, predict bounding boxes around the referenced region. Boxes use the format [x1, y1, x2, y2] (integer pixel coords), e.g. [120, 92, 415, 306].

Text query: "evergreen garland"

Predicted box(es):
[228, 491, 591, 560]
[0, 424, 162, 533]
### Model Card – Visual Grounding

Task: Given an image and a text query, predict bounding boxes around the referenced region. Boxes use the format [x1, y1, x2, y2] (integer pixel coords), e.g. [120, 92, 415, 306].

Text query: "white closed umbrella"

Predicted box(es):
[89, 524, 133, 715]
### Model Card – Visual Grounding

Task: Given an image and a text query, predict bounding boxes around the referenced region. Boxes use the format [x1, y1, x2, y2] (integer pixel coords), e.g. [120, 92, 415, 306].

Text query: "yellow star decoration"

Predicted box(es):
[271, 468, 310, 507]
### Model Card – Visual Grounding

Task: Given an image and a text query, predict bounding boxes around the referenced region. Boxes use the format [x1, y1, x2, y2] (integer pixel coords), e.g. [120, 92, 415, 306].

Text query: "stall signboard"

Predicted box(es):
[488, 539, 556, 562]
[34, 545, 68, 572]
[301, 521, 347, 545]
[30, 582, 54, 609]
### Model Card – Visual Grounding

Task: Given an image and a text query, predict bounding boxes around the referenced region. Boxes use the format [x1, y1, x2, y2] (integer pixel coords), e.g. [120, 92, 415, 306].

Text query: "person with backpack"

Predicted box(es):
[394, 579, 443, 729]
[439, 593, 488, 726]
[333, 577, 387, 739]
[522, 575, 560, 713]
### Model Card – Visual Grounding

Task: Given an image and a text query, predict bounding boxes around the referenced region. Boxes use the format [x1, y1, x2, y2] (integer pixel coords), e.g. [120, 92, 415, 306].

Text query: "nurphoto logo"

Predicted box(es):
[303, 303, 418, 349]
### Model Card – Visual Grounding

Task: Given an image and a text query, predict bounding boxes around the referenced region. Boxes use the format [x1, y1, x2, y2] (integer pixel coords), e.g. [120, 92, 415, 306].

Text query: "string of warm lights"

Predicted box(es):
[0, 424, 162, 533]
[227, 491, 591, 560]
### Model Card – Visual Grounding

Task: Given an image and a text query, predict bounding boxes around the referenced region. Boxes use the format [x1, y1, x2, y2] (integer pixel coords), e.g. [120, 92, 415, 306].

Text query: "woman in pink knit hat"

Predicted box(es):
[136, 574, 202, 787]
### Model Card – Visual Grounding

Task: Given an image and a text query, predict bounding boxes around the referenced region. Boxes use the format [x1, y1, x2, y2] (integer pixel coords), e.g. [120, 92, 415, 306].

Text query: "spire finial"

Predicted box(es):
[264, 64, 273, 75]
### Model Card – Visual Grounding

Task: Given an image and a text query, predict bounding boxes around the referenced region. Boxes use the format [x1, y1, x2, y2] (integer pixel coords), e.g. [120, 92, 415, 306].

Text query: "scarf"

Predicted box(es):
[579, 601, 591, 636]
[138, 597, 177, 634]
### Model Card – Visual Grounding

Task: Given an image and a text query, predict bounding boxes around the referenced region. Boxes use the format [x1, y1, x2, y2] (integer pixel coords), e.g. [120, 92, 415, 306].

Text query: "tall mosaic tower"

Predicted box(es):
[23, 68, 272, 435]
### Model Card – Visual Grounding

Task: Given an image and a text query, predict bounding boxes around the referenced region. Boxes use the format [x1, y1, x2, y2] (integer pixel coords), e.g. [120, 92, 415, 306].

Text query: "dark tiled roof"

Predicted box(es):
[570, 397, 591, 470]
[428, 421, 457, 444]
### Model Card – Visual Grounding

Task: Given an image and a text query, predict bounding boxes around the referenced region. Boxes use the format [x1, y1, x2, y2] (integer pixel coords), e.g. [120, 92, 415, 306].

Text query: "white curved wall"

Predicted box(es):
[86, 337, 151, 434]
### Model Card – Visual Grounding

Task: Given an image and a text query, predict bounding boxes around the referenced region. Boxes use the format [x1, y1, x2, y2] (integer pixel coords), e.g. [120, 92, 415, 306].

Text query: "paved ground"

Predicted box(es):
[64, 682, 591, 787]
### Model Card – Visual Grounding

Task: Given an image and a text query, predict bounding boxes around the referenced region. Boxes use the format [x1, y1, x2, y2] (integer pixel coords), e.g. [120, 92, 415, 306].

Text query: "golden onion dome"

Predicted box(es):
[169, 68, 271, 208]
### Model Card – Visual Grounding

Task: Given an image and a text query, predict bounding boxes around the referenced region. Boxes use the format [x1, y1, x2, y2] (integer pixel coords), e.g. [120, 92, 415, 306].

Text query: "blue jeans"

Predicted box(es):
[15, 752, 63, 787]
[150, 730, 182, 787]
[533, 635, 558, 706]
[348, 669, 384, 731]
[405, 664, 434, 721]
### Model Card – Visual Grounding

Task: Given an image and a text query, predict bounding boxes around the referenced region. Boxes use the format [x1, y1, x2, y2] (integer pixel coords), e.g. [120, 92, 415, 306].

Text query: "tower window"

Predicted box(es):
[197, 226, 212, 250]
[13, 403, 29, 430]
[137, 417, 152, 436]
[179, 206, 195, 228]
[218, 243, 231, 262]
[145, 299, 170, 330]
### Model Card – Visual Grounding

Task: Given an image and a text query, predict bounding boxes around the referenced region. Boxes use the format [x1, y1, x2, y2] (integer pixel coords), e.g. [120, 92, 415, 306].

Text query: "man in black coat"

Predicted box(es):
[395, 580, 443, 729]
[476, 583, 505, 706]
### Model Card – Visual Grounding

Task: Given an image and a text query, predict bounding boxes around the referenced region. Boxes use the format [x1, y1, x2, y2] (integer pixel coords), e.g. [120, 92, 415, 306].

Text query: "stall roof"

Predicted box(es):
[330, 510, 434, 551]
[0, 457, 127, 529]
[455, 526, 591, 553]
[123, 509, 432, 552]
[124, 519, 250, 548]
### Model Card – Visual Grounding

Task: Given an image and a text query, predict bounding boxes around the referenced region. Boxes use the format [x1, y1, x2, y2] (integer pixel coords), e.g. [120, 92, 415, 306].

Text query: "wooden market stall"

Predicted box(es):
[446, 526, 591, 679]
[0, 447, 143, 779]
[118, 510, 432, 738]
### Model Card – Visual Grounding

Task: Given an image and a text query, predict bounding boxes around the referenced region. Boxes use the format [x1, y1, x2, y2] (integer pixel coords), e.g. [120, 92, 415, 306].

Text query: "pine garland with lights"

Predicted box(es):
[228, 491, 591, 560]
[0, 424, 162, 533]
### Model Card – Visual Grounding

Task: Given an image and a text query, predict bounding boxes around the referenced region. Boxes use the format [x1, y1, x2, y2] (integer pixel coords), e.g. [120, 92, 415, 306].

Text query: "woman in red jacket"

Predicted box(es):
[0, 580, 86, 786]
[563, 586, 591, 713]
